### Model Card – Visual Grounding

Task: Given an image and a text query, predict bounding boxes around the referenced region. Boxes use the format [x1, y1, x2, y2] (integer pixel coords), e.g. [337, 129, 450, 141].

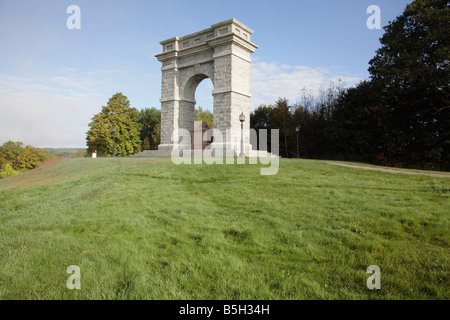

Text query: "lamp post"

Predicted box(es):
[112, 126, 117, 157]
[296, 125, 300, 158]
[239, 112, 245, 157]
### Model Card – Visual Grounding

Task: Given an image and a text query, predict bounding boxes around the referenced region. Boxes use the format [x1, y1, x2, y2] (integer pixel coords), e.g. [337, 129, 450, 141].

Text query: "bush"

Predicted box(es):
[0, 141, 53, 177]
[0, 163, 18, 179]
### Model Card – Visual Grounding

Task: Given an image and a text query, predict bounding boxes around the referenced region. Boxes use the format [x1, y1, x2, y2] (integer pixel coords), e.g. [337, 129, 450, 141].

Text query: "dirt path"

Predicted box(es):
[326, 162, 450, 178]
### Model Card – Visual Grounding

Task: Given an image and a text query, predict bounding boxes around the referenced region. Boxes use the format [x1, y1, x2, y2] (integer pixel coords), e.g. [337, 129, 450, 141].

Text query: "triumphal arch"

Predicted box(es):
[155, 19, 258, 155]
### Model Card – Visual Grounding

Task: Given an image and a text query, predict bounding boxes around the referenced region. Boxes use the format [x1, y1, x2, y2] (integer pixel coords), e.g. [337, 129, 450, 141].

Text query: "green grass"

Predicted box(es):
[326, 159, 450, 175]
[0, 157, 448, 299]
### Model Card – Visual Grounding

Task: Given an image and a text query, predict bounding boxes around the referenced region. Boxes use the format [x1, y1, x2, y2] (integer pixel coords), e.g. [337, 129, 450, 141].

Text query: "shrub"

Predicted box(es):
[0, 163, 18, 179]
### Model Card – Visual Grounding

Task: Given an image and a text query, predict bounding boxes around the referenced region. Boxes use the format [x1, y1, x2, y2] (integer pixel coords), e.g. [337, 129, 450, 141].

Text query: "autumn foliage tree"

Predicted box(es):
[0, 141, 52, 178]
[0, 163, 17, 179]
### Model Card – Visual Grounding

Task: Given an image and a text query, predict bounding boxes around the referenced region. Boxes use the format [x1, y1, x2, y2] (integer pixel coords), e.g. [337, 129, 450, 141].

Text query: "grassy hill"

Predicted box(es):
[0, 157, 448, 299]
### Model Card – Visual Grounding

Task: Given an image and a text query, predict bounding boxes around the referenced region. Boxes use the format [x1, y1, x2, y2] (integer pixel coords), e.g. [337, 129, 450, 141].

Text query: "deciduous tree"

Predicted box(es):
[368, 0, 450, 168]
[86, 93, 142, 157]
[194, 107, 213, 129]
[137, 107, 161, 150]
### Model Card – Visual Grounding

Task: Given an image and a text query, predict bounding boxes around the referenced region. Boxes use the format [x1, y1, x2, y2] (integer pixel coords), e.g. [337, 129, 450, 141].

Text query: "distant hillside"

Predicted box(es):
[43, 148, 87, 157]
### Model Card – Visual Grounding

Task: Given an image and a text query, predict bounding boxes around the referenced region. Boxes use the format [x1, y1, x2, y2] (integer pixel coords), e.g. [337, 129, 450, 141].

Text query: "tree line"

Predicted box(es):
[85, 0, 448, 171]
[86, 93, 214, 157]
[0, 141, 53, 178]
[251, 0, 449, 171]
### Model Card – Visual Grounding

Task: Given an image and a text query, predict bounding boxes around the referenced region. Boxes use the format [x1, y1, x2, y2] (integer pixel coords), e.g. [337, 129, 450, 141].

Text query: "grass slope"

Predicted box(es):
[0, 158, 448, 299]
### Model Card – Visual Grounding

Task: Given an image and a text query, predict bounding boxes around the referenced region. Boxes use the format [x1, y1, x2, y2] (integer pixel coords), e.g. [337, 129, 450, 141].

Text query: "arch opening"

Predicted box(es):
[194, 77, 213, 129]
[179, 74, 214, 131]
[180, 75, 214, 150]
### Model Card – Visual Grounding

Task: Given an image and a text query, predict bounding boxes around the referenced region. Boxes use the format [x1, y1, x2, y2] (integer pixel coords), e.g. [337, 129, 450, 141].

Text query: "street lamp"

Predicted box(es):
[296, 125, 300, 158]
[112, 126, 117, 157]
[239, 112, 245, 157]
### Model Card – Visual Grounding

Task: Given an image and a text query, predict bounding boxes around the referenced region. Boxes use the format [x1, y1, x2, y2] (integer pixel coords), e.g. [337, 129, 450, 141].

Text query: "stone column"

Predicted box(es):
[208, 19, 257, 155]
[157, 38, 180, 150]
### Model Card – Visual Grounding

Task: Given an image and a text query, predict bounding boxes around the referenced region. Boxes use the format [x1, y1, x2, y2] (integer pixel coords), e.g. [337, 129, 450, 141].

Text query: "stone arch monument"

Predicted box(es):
[155, 19, 258, 155]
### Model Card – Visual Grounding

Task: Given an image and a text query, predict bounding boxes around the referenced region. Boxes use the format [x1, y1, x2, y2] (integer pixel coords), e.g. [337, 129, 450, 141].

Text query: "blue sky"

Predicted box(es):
[0, 0, 412, 148]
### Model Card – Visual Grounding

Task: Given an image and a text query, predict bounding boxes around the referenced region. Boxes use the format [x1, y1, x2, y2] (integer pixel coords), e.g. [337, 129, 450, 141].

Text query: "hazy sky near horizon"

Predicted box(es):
[0, 0, 412, 148]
